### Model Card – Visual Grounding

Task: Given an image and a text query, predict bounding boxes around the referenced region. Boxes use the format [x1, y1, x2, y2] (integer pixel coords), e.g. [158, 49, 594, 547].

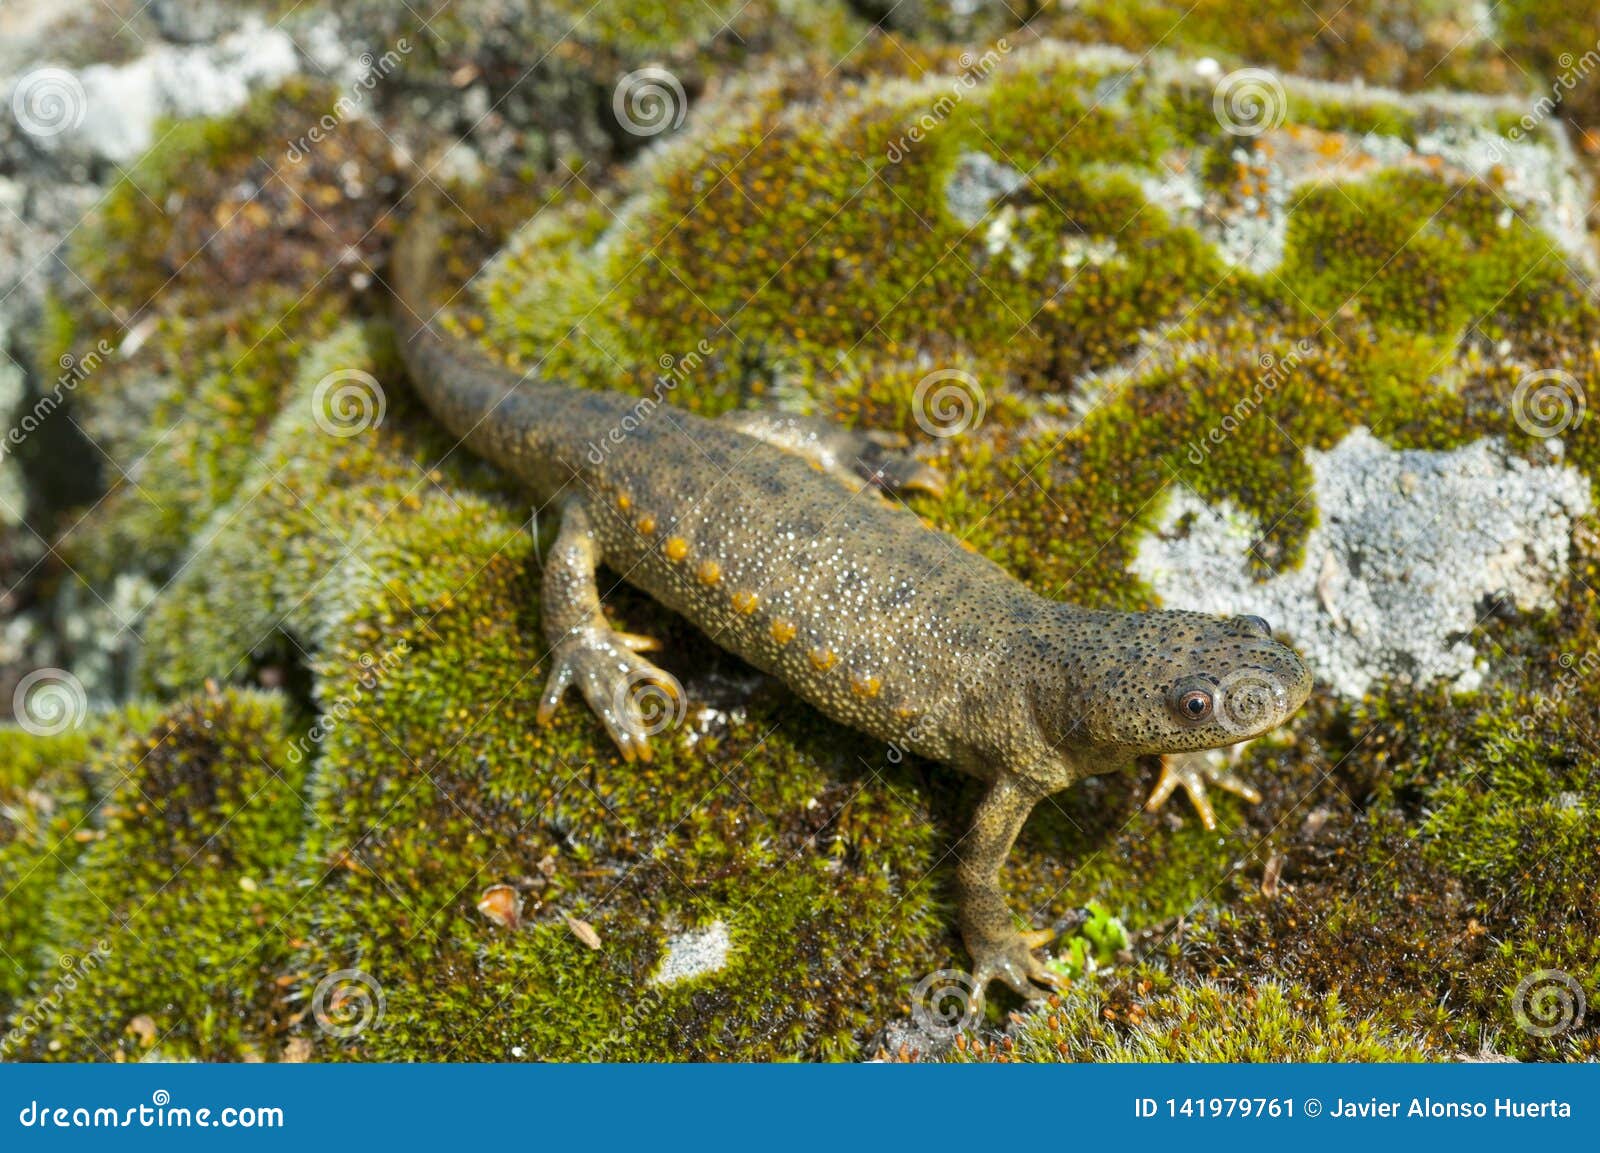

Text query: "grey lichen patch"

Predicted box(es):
[944, 150, 1026, 227]
[1133, 428, 1593, 697]
[649, 920, 732, 986]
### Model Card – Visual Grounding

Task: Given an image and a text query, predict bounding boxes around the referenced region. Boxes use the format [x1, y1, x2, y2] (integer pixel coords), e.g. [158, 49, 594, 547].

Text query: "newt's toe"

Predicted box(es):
[540, 626, 686, 762]
[1146, 748, 1262, 831]
[966, 929, 1060, 1016]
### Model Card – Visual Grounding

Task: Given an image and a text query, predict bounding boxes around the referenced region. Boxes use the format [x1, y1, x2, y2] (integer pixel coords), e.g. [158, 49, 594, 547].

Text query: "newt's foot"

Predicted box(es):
[856, 449, 948, 498]
[721, 411, 947, 497]
[537, 625, 684, 763]
[1145, 748, 1262, 831]
[966, 928, 1062, 1015]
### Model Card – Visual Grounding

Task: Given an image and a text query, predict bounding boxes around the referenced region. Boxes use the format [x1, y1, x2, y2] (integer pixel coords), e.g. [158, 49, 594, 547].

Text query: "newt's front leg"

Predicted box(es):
[957, 776, 1062, 1014]
[536, 495, 681, 762]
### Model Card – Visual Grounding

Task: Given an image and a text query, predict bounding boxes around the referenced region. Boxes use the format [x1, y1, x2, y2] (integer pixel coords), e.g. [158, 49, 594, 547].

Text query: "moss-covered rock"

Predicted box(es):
[940, 979, 1438, 1063]
[5, 4, 1600, 1062]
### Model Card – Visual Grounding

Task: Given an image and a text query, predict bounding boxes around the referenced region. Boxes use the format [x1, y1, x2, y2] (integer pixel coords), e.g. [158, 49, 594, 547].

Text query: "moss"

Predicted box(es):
[1498, 0, 1600, 130]
[1279, 170, 1582, 339]
[941, 978, 1437, 1062]
[15, 20, 1600, 1062]
[1031, 0, 1519, 98]
[0, 712, 156, 1011]
[58, 80, 403, 586]
[6, 689, 304, 1061]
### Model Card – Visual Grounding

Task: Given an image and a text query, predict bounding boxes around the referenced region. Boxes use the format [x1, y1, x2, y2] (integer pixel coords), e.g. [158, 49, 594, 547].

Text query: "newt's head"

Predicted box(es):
[1057, 610, 1313, 759]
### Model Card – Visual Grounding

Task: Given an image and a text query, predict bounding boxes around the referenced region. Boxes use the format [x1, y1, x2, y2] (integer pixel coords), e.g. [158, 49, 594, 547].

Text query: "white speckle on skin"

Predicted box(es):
[649, 920, 732, 987]
[1132, 428, 1593, 699]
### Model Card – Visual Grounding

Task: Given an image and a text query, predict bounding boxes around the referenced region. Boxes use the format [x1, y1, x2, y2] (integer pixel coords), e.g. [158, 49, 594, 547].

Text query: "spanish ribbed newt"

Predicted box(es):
[391, 202, 1313, 1013]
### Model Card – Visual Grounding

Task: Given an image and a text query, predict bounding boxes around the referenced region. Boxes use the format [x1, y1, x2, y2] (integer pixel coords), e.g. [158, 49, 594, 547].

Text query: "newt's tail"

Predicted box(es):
[389, 195, 546, 462]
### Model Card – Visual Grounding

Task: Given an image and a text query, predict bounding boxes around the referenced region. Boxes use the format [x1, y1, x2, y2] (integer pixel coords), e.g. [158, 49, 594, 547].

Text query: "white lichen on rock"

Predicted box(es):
[649, 921, 732, 987]
[1132, 428, 1593, 698]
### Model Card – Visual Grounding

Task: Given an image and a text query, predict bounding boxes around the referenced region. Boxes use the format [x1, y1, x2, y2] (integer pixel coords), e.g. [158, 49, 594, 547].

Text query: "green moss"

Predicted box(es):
[59, 81, 401, 585]
[943, 978, 1437, 1062]
[1033, 0, 1518, 98]
[0, 713, 155, 1011]
[17, 22, 1600, 1062]
[1280, 171, 1579, 338]
[6, 689, 304, 1061]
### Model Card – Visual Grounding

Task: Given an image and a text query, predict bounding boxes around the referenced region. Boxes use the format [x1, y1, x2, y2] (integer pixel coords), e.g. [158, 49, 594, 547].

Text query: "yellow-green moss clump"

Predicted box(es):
[8, 12, 1600, 1062]
[941, 980, 1436, 1062]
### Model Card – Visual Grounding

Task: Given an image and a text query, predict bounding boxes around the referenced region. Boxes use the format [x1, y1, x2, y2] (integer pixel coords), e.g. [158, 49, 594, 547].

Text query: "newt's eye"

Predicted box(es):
[1169, 679, 1214, 724]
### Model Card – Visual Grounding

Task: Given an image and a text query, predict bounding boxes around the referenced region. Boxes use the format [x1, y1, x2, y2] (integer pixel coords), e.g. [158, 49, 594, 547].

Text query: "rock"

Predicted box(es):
[649, 921, 731, 986]
[1132, 428, 1594, 698]
[6, 3, 1600, 1066]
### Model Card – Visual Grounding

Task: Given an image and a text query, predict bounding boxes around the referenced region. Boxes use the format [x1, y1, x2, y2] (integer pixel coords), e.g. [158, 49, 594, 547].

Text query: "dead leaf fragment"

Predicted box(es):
[564, 913, 601, 950]
[127, 1014, 157, 1049]
[476, 884, 522, 930]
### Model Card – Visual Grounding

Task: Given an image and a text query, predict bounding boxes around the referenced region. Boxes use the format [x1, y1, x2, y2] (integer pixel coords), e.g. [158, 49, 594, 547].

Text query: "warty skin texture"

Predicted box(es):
[391, 204, 1313, 1009]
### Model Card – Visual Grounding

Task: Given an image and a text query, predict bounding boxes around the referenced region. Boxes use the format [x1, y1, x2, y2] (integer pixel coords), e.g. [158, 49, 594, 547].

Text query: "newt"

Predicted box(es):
[391, 202, 1313, 1011]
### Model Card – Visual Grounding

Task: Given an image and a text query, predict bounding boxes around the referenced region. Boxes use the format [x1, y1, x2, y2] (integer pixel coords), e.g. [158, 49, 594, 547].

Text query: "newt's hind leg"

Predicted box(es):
[721, 411, 946, 497]
[536, 496, 683, 762]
